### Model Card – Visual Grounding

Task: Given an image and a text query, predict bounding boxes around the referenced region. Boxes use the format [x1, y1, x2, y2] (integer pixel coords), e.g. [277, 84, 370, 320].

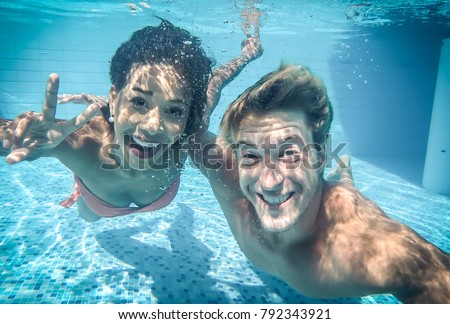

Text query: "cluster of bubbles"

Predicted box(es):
[344, 0, 449, 25]
[233, 0, 266, 35]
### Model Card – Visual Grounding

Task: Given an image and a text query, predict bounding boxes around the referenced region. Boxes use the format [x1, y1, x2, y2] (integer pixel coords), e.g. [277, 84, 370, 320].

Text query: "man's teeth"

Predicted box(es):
[132, 136, 160, 148]
[263, 193, 292, 205]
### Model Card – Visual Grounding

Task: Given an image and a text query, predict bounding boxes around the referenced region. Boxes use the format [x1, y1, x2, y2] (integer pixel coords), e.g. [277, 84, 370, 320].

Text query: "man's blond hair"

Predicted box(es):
[220, 64, 333, 145]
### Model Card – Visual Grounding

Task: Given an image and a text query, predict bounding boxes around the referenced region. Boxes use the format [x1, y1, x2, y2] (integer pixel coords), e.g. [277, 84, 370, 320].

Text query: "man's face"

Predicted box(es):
[235, 108, 324, 232]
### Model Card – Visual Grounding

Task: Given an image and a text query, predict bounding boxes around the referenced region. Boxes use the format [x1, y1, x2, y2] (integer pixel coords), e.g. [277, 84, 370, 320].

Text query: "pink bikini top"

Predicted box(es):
[59, 175, 180, 217]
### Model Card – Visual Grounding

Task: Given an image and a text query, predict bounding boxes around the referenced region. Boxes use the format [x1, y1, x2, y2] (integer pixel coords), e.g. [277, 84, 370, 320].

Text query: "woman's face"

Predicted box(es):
[110, 63, 192, 170]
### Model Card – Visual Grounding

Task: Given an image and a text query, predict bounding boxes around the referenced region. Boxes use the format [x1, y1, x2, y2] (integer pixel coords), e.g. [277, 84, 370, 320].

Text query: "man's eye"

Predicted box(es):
[243, 152, 259, 159]
[280, 149, 301, 161]
[131, 97, 147, 108]
[284, 149, 297, 156]
[240, 152, 260, 166]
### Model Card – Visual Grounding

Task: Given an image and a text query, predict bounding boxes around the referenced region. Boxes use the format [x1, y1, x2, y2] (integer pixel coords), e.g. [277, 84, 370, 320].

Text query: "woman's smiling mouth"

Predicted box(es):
[128, 135, 163, 159]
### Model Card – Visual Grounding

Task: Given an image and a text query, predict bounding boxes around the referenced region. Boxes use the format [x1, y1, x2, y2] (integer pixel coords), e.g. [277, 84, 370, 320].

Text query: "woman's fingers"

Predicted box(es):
[5, 74, 106, 161]
[42, 73, 60, 121]
[6, 147, 32, 164]
[2, 123, 13, 149]
[58, 93, 88, 105]
[58, 93, 108, 106]
[11, 117, 36, 150]
[62, 102, 103, 135]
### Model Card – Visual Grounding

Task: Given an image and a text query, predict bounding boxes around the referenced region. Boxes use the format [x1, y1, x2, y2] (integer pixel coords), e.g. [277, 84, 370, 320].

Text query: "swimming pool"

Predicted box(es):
[0, 154, 448, 304]
[0, 0, 449, 304]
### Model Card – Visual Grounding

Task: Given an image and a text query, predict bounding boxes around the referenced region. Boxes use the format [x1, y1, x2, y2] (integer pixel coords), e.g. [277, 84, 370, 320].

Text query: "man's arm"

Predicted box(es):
[323, 183, 450, 303]
[392, 232, 450, 303]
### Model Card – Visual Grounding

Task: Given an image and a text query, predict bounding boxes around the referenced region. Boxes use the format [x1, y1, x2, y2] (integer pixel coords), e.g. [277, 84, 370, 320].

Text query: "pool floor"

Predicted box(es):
[0, 156, 448, 304]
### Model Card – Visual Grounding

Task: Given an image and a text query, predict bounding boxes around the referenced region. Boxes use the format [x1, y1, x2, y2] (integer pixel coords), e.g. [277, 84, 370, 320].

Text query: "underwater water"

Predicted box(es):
[0, 0, 449, 304]
[7, 157, 447, 304]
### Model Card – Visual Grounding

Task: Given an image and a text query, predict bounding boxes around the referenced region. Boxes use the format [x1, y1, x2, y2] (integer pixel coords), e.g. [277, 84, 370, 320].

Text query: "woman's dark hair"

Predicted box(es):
[102, 19, 213, 138]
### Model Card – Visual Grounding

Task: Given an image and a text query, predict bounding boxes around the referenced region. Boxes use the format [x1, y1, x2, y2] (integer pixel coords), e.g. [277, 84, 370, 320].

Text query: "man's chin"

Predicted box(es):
[252, 196, 298, 232]
[258, 212, 299, 233]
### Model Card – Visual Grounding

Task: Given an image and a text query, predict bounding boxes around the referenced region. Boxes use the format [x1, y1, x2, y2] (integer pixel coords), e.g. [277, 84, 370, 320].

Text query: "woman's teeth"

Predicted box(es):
[132, 135, 160, 148]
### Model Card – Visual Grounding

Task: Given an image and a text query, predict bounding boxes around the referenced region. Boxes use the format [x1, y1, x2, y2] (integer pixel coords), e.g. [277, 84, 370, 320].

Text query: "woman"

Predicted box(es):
[0, 19, 263, 222]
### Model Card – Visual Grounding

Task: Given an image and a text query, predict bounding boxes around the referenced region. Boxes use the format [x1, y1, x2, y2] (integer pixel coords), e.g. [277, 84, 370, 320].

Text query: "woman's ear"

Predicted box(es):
[109, 86, 117, 115]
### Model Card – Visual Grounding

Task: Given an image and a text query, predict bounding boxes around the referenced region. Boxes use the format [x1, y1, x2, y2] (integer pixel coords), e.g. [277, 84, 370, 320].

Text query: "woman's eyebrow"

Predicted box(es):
[132, 87, 187, 104]
[168, 98, 188, 105]
[132, 86, 153, 96]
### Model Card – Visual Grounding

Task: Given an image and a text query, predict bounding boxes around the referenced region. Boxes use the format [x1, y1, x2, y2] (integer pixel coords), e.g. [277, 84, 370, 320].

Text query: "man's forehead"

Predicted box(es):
[235, 127, 308, 146]
[235, 111, 311, 144]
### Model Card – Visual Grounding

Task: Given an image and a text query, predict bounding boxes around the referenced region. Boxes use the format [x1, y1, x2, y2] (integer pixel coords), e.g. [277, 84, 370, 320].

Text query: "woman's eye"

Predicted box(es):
[166, 106, 184, 117]
[131, 97, 147, 108]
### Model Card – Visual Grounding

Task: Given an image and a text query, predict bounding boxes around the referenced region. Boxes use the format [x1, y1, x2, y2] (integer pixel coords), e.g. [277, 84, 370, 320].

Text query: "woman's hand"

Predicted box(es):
[241, 31, 263, 62]
[4, 73, 103, 164]
[58, 93, 109, 106]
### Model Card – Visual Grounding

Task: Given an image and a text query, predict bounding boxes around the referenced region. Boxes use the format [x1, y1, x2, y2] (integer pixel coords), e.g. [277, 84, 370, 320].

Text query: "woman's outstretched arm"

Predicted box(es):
[206, 30, 263, 114]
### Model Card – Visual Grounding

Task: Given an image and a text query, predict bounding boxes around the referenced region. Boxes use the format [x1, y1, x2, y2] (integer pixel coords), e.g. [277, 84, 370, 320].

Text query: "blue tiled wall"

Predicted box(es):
[1, 10, 448, 185]
[0, 17, 113, 120]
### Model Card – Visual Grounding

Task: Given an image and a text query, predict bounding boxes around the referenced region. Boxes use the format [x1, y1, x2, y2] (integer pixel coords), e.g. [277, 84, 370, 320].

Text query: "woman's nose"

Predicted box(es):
[140, 107, 163, 134]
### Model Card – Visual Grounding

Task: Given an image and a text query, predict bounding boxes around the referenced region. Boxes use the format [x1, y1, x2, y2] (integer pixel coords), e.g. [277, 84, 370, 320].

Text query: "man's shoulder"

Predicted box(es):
[321, 181, 366, 220]
[320, 181, 399, 233]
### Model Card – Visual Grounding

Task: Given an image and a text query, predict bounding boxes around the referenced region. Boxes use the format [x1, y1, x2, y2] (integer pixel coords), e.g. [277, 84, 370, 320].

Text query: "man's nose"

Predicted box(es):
[260, 165, 283, 192]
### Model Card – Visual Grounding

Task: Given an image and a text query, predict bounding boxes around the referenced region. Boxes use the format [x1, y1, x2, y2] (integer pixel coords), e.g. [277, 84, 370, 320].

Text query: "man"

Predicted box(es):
[195, 64, 450, 303]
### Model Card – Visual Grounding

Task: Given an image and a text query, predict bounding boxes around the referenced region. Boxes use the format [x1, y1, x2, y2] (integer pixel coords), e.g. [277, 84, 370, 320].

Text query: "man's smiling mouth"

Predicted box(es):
[257, 192, 294, 206]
